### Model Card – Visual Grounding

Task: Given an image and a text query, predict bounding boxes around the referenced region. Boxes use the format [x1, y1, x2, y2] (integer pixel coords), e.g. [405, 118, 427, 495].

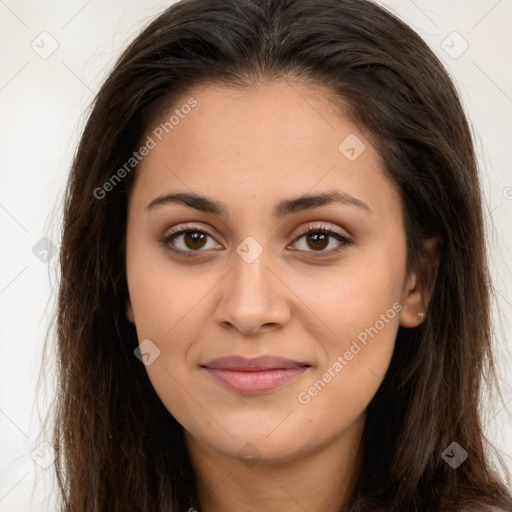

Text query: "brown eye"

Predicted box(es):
[291, 225, 353, 256]
[182, 231, 208, 250]
[162, 223, 352, 259]
[162, 225, 223, 256]
[304, 232, 330, 251]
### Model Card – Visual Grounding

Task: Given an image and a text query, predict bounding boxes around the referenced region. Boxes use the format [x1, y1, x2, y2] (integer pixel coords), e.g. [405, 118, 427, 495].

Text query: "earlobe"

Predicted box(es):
[399, 305, 426, 328]
[399, 236, 442, 328]
[399, 272, 425, 328]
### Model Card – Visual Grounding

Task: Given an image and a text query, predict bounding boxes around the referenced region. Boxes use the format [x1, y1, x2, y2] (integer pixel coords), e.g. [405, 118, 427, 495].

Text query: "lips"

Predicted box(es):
[201, 355, 311, 394]
[202, 355, 310, 371]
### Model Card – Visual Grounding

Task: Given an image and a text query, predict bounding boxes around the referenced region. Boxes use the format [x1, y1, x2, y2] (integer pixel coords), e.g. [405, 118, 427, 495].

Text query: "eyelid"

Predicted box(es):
[292, 222, 351, 241]
[163, 222, 216, 239]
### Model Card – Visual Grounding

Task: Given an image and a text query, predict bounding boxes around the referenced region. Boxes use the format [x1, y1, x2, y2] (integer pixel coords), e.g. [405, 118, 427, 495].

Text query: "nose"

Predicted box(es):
[213, 245, 291, 336]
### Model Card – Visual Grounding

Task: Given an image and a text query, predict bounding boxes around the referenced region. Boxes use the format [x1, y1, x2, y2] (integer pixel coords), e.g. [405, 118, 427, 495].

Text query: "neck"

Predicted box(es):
[184, 413, 365, 512]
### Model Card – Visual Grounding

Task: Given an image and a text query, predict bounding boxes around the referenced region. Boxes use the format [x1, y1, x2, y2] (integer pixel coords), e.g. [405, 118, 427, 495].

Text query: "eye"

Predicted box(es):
[289, 224, 353, 256]
[161, 223, 352, 258]
[162, 224, 222, 257]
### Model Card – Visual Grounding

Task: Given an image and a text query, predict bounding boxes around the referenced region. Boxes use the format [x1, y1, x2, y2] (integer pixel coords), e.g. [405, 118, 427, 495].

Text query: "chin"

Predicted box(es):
[188, 418, 320, 466]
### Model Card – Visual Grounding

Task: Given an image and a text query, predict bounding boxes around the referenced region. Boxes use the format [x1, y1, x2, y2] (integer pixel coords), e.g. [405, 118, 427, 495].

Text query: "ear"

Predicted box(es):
[399, 236, 442, 328]
[126, 298, 135, 324]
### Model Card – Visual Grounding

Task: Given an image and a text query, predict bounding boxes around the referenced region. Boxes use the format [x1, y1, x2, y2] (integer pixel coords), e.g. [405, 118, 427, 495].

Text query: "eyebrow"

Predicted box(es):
[145, 190, 371, 218]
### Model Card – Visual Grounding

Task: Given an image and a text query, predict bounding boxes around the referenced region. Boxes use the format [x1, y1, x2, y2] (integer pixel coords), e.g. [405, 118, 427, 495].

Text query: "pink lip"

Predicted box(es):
[201, 355, 311, 395]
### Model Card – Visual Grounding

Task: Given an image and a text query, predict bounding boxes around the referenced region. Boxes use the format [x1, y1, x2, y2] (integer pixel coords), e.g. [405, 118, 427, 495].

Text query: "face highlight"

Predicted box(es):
[124, 79, 422, 467]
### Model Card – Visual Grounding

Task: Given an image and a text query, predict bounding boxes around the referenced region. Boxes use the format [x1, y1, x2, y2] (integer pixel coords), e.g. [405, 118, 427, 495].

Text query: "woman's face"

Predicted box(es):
[125, 79, 422, 465]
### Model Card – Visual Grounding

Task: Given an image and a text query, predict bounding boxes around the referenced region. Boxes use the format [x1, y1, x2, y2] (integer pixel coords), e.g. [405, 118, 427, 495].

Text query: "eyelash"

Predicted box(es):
[161, 223, 353, 259]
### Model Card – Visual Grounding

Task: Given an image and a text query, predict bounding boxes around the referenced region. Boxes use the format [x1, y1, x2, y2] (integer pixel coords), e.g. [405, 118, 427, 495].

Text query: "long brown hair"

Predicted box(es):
[43, 0, 512, 510]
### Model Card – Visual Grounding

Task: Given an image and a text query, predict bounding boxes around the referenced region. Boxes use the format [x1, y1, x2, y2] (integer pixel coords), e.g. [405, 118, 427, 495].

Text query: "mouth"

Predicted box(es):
[200, 355, 312, 395]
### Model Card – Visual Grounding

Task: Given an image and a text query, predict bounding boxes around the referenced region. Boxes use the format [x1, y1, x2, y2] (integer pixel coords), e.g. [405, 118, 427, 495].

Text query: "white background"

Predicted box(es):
[0, 1, 511, 510]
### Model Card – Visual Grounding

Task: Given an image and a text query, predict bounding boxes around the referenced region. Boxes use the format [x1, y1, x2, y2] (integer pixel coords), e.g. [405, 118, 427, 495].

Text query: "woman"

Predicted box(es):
[48, 0, 512, 510]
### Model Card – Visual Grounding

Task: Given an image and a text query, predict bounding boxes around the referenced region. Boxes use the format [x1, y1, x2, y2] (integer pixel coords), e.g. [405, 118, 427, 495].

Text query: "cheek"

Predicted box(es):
[291, 241, 404, 400]
[126, 242, 211, 340]
[295, 288, 400, 433]
[126, 256, 209, 425]
[291, 240, 405, 341]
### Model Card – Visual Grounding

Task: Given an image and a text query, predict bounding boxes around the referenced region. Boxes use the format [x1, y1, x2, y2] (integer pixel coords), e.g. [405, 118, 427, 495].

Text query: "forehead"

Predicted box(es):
[129, 79, 400, 223]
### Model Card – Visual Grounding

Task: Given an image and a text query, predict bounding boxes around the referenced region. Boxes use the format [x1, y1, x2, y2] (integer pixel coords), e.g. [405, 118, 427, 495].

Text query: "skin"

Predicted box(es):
[125, 78, 434, 512]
